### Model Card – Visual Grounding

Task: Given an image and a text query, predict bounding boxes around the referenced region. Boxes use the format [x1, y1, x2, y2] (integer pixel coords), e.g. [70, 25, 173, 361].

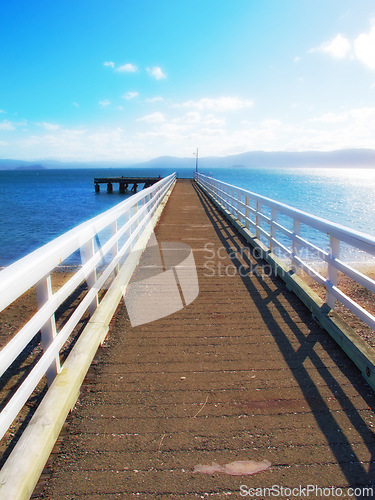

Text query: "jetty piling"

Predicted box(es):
[94, 176, 161, 193]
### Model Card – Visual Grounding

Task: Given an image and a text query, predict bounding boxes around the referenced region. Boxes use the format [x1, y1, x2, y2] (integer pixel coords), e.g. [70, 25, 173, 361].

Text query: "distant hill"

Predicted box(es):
[133, 149, 375, 170]
[0, 159, 37, 170]
[196, 149, 375, 170]
[0, 148, 374, 170]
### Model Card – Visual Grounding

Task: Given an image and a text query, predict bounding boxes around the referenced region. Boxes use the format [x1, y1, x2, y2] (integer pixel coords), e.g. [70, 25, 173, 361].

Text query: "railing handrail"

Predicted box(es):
[0, 175, 174, 312]
[196, 173, 375, 255]
[0, 172, 176, 442]
[195, 172, 375, 332]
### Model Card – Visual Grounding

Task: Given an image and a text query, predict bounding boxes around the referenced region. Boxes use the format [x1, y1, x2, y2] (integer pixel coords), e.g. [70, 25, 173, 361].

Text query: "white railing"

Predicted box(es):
[195, 172, 375, 331]
[0, 173, 176, 441]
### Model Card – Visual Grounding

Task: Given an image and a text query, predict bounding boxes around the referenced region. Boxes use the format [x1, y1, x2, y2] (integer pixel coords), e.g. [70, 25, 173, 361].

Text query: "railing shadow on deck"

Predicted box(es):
[192, 180, 375, 498]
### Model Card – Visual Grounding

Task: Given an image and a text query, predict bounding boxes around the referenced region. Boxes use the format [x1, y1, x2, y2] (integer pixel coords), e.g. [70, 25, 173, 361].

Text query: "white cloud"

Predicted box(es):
[137, 112, 166, 123]
[116, 63, 138, 73]
[260, 119, 283, 129]
[309, 33, 351, 59]
[350, 106, 375, 122]
[354, 23, 375, 70]
[181, 111, 201, 124]
[310, 112, 349, 124]
[200, 127, 226, 137]
[309, 21, 375, 71]
[123, 91, 139, 100]
[73, 102, 79, 108]
[99, 99, 111, 107]
[147, 66, 167, 80]
[145, 96, 164, 103]
[37, 122, 61, 131]
[0, 120, 16, 131]
[0, 109, 6, 114]
[203, 114, 226, 127]
[103, 61, 115, 68]
[310, 107, 375, 132]
[181, 96, 253, 112]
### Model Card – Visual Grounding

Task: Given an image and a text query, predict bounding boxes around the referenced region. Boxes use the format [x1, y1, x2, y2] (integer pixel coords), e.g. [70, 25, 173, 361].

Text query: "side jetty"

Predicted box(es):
[94, 176, 161, 193]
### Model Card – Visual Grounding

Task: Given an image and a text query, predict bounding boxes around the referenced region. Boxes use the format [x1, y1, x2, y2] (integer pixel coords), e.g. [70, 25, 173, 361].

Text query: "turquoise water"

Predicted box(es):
[199, 166, 375, 263]
[201, 167, 375, 236]
[1, 166, 374, 267]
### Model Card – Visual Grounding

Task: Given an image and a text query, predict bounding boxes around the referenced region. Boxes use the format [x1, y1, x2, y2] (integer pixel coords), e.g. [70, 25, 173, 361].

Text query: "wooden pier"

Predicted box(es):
[32, 180, 375, 498]
[1, 178, 375, 498]
[94, 176, 161, 193]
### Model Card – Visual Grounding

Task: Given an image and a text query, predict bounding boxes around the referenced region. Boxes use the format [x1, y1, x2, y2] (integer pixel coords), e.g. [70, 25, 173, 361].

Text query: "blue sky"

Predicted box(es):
[1, 0, 375, 161]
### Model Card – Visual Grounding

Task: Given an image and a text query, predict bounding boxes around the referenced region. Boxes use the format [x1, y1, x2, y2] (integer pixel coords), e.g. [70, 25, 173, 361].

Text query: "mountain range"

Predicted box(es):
[0, 148, 374, 170]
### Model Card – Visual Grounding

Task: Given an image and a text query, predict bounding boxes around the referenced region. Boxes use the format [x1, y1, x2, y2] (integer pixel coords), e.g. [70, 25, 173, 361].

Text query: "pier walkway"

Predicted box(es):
[37, 180, 375, 499]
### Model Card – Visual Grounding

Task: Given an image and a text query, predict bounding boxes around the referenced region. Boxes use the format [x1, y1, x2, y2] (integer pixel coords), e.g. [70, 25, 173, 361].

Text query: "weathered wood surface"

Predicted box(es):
[35, 179, 375, 499]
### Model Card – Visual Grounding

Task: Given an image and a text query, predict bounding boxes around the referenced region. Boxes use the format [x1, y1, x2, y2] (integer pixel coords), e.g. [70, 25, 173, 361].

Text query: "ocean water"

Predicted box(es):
[199, 166, 375, 263]
[0, 166, 374, 267]
[0, 167, 188, 267]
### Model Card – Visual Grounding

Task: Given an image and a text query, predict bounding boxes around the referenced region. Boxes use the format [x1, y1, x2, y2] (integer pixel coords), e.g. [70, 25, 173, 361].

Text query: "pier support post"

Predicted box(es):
[107, 182, 113, 193]
[119, 182, 125, 194]
[95, 183, 100, 193]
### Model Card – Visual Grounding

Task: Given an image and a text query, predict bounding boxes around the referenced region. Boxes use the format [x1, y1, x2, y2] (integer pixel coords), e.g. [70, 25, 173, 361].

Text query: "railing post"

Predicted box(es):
[131, 203, 139, 248]
[291, 219, 300, 273]
[146, 191, 153, 218]
[326, 235, 340, 309]
[245, 196, 249, 229]
[256, 201, 261, 239]
[145, 192, 151, 215]
[237, 191, 241, 220]
[122, 208, 131, 261]
[214, 179, 219, 201]
[230, 188, 234, 216]
[111, 220, 119, 275]
[239, 193, 244, 225]
[270, 208, 277, 253]
[36, 275, 60, 386]
[141, 195, 146, 226]
[83, 238, 99, 315]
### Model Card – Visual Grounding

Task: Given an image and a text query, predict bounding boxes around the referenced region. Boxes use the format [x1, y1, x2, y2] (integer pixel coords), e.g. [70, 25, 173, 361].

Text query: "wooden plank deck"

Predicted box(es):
[36, 179, 375, 499]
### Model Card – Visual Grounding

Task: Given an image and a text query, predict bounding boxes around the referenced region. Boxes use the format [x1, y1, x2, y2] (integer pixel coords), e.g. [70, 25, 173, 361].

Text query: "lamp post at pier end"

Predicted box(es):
[194, 147, 199, 173]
